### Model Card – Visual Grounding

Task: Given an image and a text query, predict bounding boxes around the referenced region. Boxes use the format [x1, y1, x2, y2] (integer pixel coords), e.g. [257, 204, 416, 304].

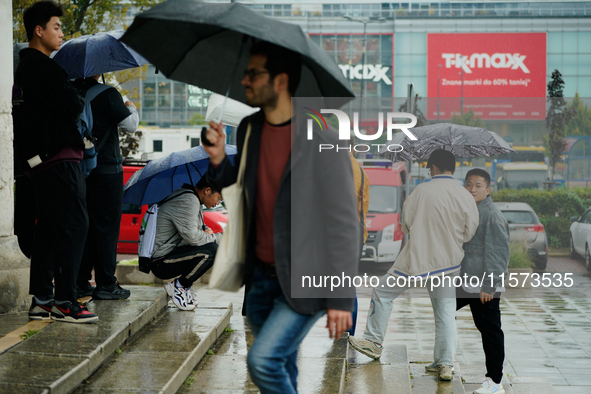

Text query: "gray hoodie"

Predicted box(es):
[152, 187, 221, 259]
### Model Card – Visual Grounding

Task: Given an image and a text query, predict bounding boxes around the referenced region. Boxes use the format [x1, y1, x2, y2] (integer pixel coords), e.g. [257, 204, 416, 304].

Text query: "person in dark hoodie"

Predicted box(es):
[12, 1, 97, 323]
[73, 75, 139, 300]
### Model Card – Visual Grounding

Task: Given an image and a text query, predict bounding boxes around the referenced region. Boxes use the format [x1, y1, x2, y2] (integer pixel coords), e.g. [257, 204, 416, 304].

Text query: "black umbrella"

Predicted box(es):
[120, 0, 354, 106]
[380, 123, 516, 162]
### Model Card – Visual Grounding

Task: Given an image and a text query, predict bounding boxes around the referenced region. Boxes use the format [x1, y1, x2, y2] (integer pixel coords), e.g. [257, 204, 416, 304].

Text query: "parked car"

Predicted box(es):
[569, 208, 591, 271]
[494, 202, 548, 270]
[117, 164, 226, 254]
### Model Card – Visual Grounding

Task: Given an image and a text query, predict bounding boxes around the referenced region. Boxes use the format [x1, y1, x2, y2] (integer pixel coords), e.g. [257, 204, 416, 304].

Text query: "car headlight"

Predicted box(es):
[382, 224, 395, 242]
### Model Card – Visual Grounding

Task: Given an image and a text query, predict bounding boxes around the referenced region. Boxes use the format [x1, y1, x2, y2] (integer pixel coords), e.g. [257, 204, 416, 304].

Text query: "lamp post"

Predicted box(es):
[437, 64, 443, 122]
[460, 69, 464, 116]
[343, 15, 386, 120]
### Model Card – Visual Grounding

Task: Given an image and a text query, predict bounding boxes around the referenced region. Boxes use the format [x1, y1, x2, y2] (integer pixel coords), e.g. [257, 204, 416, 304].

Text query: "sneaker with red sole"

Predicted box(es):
[28, 297, 53, 320]
[51, 301, 99, 323]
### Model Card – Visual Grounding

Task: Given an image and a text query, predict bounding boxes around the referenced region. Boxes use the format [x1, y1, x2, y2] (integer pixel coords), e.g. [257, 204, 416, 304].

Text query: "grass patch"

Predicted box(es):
[509, 242, 534, 269]
[224, 327, 235, 334]
[184, 371, 196, 386]
[19, 329, 39, 340]
[207, 349, 214, 355]
[118, 258, 139, 265]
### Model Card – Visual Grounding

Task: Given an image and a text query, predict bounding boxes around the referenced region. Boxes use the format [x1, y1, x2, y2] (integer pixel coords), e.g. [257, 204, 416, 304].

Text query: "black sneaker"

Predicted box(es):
[51, 301, 98, 323]
[28, 297, 53, 320]
[92, 282, 131, 300]
[77, 282, 96, 298]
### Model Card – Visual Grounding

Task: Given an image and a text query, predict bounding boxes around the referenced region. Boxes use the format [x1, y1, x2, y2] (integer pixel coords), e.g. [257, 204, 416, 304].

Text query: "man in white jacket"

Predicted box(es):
[150, 178, 222, 310]
[349, 149, 479, 381]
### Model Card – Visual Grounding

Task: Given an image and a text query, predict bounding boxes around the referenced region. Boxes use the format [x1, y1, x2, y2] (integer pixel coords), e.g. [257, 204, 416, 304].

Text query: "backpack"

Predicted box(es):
[78, 84, 111, 177]
[138, 190, 194, 273]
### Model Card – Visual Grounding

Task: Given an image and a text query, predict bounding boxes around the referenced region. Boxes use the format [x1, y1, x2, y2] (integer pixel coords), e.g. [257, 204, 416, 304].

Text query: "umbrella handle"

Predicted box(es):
[215, 35, 249, 125]
[201, 126, 214, 147]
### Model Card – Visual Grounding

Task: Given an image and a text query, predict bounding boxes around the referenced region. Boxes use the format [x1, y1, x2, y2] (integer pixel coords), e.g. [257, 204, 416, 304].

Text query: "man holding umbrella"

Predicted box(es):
[203, 41, 358, 393]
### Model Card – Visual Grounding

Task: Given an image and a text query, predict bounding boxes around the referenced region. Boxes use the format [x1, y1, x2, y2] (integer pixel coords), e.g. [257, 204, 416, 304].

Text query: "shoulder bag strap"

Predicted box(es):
[237, 123, 252, 187]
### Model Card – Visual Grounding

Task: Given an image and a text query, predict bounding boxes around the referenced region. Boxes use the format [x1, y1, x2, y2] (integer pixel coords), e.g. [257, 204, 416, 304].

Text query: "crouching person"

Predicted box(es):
[151, 178, 223, 310]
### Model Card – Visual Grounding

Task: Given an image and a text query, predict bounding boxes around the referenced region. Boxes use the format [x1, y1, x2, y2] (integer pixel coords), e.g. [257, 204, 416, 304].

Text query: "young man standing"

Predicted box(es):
[150, 179, 222, 311]
[13, 1, 97, 323]
[203, 41, 358, 393]
[74, 75, 139, 300]
[460, 169, 510, 394]
[349, 149, 479, 381]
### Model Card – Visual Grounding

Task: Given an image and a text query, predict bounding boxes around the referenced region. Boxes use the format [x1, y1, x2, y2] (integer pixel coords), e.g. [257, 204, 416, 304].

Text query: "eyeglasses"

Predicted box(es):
[243, 69, 269, 82]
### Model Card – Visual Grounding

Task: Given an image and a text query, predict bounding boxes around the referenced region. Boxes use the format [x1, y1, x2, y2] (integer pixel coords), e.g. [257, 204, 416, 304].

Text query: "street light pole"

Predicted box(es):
[437, 64, 442, 122]
[460, 69, 464, 116]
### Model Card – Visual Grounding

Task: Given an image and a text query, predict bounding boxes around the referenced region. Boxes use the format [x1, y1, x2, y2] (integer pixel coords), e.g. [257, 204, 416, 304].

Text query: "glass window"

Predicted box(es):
[122, 204, 141, 215]
[579, 32, 591, 54]
[562, 54, 578, 75]
[563, 32, 578, 53]
[563, 76, 578, 97]
[547, 33, 562, 54]
[395, 33, 412, 55]
[395, 55, 412, 76]
[144, 82, 155, 95]
[153, 140, 163, 152]
[158, 95, 171, 108]
[368, 185, 399, 213]
[500, 211, 537, 224]
[576, 77, 591, 97]
[547, 54, 562, 74]
[411, 55, 426, 76]
[578, 55, 591, 74]
[190, 138, 200, 148]
[410, 33, 426, 55]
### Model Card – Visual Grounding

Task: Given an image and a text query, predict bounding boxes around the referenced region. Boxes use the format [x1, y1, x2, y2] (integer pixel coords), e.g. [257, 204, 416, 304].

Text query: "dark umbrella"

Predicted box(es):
[120, 0, 354, 106]
[52, 30, 149, 79]
[123, 145, 237, 206]
[380, 123, 516, 162]
[13, 43, 28, 73]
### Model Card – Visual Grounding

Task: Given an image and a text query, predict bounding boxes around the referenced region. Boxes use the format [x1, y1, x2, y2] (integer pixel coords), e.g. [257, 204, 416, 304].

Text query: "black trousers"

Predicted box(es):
[456, 287, 505, 384]
[29, 162, 88, 303]
[78, 172, 124, 287]
[14, 174, 36, 258]
[151, 242, 218, 288]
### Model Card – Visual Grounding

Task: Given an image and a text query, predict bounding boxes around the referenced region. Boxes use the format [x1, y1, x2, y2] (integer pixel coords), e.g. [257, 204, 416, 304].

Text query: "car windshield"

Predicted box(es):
[503, 170, 546, 190]
[368, 185, 398, 213]
[500, 210, 537, 224]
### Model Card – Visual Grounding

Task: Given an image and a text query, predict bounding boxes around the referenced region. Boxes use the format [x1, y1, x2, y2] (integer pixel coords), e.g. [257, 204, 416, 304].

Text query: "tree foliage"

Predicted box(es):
[13, 0, 160, 42]
[564, 93, 591, 136]
[547, 69, 576, 181]
[398, 94, 428, 127]
[450, 108, 484, 128]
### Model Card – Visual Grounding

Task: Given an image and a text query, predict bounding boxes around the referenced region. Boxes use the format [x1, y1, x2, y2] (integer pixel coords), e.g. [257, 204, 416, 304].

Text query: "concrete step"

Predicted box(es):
[0, 286, 167, 394]
[345, 344, 413, 394]
[179, 312, 349, 393]
[74, 302, 232, 393]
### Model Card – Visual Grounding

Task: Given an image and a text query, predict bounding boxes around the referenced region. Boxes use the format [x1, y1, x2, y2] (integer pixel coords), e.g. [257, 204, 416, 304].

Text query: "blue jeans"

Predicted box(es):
[246, 267, 324, 394]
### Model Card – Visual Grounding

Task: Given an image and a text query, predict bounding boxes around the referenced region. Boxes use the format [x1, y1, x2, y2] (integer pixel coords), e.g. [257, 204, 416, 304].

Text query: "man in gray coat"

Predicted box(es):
[458, 168, 510, 394]
[150, 178, 222, 311]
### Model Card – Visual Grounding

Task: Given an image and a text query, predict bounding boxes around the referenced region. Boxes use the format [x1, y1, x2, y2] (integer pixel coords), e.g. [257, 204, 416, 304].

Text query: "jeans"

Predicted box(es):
[245, 267, 324, 394]
[363, 273, 457, 367]
[457, 287, 505, 383]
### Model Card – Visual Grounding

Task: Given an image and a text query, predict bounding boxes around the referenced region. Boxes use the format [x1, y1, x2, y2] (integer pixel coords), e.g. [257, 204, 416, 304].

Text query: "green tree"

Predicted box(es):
[188, 113, 206, 126]
[547, 69, 576, 181]
[450, 108, 484, 127]
[397, 94, 428, 127]
[13, 0, 160, 42]
[564, 93, 591, 136]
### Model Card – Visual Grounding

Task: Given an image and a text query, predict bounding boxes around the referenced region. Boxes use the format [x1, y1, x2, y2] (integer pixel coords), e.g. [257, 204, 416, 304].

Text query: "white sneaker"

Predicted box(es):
[164, 280, 195, 311]
[348, 336, 383, 359]
[186, 287, 198, 307]
[425, 361, 455, 373]
[438, 365, 454, 381]
[474, 377, 505, 394]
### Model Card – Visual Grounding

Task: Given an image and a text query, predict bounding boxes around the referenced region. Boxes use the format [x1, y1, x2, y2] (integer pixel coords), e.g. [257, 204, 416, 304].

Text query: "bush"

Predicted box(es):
[509, 242, 534, 269]
[491, 188, 591, 248]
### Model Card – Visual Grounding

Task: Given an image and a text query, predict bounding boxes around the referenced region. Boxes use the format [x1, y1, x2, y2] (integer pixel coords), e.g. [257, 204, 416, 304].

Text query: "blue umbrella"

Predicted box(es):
[123, 145, 237, 206]
[52, 30, 149, 79]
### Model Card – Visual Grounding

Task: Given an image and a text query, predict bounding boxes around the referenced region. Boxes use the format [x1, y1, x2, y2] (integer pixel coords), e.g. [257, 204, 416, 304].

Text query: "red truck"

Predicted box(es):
[359, 159, 409, 264]
[117, 164, 226, 254]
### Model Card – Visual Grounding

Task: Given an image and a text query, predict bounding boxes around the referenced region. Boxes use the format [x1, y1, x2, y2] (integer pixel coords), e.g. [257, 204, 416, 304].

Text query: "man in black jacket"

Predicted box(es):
[204, 41, 358, 393]
[13, 1, 97, 323]
[73, 76, 139, 300]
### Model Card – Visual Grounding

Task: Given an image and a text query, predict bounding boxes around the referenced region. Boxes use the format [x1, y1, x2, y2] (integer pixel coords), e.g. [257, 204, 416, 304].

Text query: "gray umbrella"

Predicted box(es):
[379, 123, 516, 162]
[120, 0, 354, 106]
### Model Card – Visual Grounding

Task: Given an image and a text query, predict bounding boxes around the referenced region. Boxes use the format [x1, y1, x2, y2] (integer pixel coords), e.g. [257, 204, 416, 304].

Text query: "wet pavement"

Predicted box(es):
[1, 256, 590, 393]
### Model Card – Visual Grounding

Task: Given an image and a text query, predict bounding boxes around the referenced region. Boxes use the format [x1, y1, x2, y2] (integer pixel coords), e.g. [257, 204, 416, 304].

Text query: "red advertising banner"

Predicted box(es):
[427, 33, 547, 120]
